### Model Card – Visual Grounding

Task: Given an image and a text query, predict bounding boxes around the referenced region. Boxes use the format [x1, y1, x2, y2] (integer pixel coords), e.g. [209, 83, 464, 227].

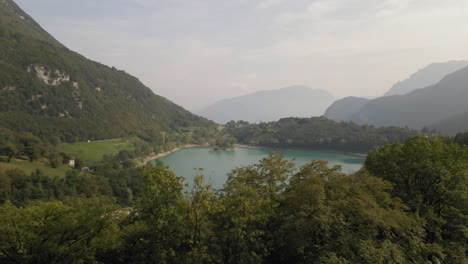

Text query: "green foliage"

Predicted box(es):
[211, 154, 295, 263]
[272, 163, 426, 263]
[48, 151, 62, 168]
[0, 128, 49, 162]
[186, 173, 219, 263]
[117, 165, 190, 263]
[0, 168, 111, 206]
[365, 136, 468, 262]
[0, 197, 120, 264]
[225, 118, 419, 152]
[0, 146, 467, 263]
[209, 135, 236, 150]
[454, 131, 468, 146]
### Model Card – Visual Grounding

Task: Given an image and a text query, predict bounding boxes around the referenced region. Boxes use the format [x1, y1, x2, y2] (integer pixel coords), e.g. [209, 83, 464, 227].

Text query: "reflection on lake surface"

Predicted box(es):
[153, 146, 366, 189]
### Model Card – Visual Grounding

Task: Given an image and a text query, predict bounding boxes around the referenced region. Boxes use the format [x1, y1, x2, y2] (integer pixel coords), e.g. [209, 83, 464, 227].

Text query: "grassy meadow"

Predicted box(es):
[0, 138, 135, 177]
[0, 158, 72, 177]
[58, 138, 135, 162]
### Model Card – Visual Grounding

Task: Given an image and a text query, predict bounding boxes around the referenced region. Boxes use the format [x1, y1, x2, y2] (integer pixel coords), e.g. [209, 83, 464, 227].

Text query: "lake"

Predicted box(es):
[153, 146, 366, 189]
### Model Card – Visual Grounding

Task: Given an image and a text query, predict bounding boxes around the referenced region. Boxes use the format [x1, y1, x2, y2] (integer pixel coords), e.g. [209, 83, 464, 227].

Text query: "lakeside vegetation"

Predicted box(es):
[224, 117, 422, 152]
[0, 136, 466, 263]
[209, 135, 236, 150]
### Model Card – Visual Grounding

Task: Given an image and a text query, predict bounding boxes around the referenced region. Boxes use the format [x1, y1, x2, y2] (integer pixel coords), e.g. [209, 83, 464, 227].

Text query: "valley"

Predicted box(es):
[0, 0, 467, 263]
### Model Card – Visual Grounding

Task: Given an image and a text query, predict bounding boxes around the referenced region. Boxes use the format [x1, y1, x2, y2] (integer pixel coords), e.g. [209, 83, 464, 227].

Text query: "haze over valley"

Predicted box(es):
[14, 0, 468, 112]
[1, 1, 467, 263]
[197, 85, 336, 123]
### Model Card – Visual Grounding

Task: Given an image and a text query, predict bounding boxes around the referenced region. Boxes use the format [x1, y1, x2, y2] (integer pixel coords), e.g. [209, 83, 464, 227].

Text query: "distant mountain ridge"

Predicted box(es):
[323, 97, 369, 122]
[197, 86, 336, 123]
[384, 60, 468, 96]
[323, 63, 468, 135]
[0, 0, 212, 142]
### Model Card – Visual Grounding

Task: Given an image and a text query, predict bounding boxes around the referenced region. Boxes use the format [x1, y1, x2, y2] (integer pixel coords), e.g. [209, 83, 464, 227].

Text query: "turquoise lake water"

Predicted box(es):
[153, 146, 365, 189]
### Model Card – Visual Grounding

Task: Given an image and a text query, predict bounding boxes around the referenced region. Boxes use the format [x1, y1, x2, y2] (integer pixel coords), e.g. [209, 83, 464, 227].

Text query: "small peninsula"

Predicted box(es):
[209, 136, 236, 151]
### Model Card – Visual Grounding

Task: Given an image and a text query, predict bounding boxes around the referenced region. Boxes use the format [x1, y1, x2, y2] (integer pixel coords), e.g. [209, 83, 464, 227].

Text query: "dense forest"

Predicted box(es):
[0, 136, 467, 263]
[224, 117, 422, 152]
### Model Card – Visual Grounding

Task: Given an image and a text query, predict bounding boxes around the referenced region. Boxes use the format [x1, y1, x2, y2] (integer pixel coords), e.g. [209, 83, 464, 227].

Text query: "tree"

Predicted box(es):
[0, 197, 120, 263]
[210, 136, 236, 150]
[272, 161, 426, 263]
[187, 172, 219, 263]
[0, 142, 18, 162]
[118, 165, 190, 263]
[365, 136, 468, 262]
[48, 152, 63, 168]
[25, 144, 41, 162]
[212, 153, 295, 263]
[454, 131, 468, 146]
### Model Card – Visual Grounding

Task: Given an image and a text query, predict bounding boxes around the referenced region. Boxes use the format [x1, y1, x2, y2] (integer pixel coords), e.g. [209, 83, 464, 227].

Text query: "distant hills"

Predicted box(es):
[324, 63, 468, 135]
[322, 97, 369, 123]
[197, 86, 336, 124]
[0, 0, 212, 142]
[384, 60, 468, 96]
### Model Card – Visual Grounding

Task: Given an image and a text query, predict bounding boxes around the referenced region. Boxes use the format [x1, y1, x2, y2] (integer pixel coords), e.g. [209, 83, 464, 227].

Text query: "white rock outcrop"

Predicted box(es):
[28, 94, 42, 101]
[28, 65, 71, 86]
[2, 86, 16, 91]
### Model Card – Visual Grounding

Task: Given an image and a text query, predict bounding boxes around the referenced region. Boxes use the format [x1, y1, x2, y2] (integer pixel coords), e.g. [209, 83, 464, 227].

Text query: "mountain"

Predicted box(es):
[323, 97, 369, 122]
[384, 60, 468, 96]
[352, 65, 468, 129]
[197, 86, 336, 124]
[0, 0, 212, 142]
[325, 65, 468, 132]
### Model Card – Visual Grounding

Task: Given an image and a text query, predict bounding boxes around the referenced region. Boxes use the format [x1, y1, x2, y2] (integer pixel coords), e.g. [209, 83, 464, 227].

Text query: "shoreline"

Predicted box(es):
[234, 144, 262, 149]
[137, 143, 367, 167]
[137, 144, 205, 166]
[235, 144, 367, 157]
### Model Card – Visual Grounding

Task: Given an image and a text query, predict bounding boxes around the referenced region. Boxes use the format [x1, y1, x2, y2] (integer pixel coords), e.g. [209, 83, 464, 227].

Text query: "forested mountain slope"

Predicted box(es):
[0, 0, 212, 142]
[197, 86, 336, 123]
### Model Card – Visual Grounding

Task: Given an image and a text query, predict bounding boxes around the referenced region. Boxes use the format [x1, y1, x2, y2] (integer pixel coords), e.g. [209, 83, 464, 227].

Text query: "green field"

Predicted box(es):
[0, 138, 136, 178]
[0, 159, 72, 178]
[58, 138, 135, 162]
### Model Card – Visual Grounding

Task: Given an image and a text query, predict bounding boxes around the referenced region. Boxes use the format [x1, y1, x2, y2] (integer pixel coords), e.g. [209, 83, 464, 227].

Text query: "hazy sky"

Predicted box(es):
[15, 0, 468, 111]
